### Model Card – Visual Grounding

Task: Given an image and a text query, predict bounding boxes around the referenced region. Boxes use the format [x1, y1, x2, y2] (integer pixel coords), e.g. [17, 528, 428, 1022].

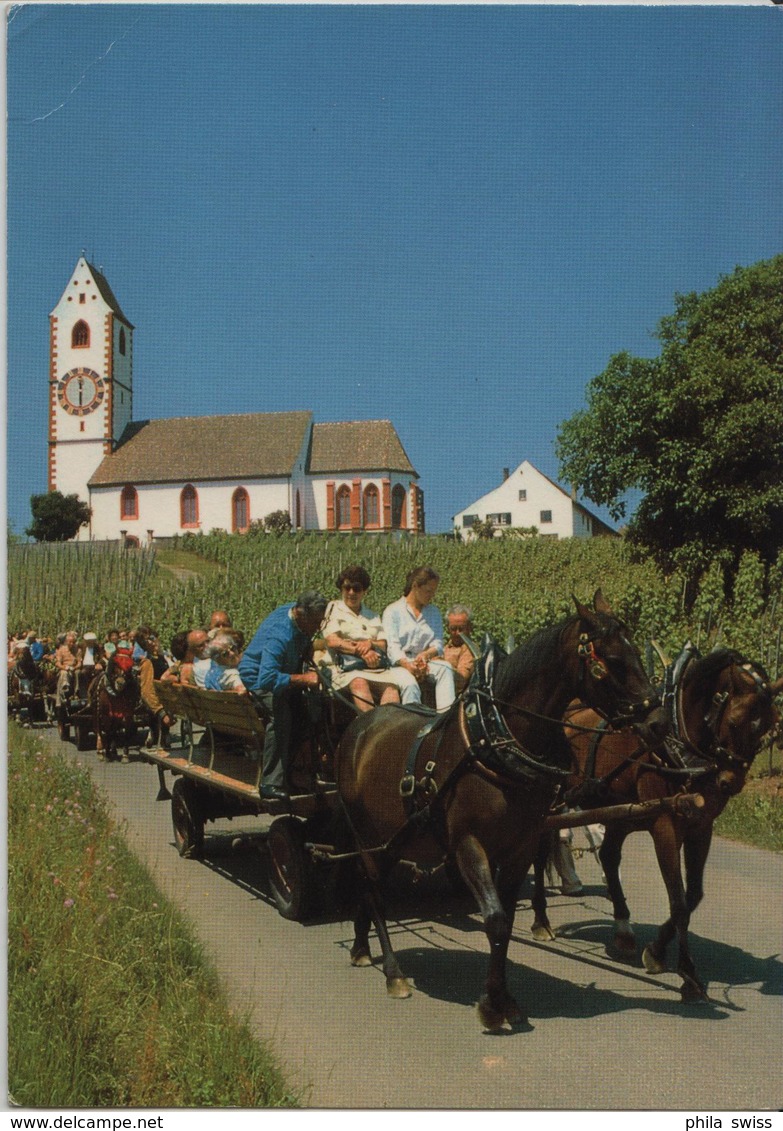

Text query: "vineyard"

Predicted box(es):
[7, 532, 782, 678]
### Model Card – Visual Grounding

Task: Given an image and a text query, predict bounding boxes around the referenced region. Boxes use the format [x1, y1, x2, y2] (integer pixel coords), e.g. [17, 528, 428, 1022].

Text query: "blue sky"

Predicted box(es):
[6, 3, 782, 536]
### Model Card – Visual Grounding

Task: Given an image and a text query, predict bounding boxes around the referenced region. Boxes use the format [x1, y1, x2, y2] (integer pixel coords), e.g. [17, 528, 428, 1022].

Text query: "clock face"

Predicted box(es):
[57, 368, 105, 416]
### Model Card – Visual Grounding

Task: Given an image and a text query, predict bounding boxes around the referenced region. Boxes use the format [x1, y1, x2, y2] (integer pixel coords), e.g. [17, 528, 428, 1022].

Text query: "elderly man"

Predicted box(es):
[181, 628, 209, 686]
[238, 591, 328, 802]
[442, 605, 476, 693]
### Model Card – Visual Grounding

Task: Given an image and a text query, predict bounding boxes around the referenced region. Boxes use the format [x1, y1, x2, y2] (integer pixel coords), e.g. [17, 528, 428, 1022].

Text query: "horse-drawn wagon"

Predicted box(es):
[138, 598, 778, 1027]
[141, 679, 342, 920]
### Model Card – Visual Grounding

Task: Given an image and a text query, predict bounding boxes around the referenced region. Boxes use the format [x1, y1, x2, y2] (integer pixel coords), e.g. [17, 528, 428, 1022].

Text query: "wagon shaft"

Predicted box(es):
[544, 792, 704, 830]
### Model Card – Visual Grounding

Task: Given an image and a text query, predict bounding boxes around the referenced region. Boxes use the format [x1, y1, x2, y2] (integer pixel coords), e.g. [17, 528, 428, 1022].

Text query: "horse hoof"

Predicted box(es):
[642, 945, 666, 975]
[504, 998, 525, 1025]
[350, 949, 372, 968]
[386, 977, 412, 999]
[477, 998, 505, 1032]
[531, 921, 556, 941]
[680, 976, 708, 1003]
[613, 932, 637, 955]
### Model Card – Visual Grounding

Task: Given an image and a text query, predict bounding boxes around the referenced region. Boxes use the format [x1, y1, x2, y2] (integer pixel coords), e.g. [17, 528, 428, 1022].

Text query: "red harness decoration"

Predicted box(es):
[577, 634, 610, 681]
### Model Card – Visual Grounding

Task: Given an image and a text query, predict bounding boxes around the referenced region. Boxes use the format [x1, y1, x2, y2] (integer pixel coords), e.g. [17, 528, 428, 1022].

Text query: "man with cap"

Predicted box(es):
[238, 590, 328, 802]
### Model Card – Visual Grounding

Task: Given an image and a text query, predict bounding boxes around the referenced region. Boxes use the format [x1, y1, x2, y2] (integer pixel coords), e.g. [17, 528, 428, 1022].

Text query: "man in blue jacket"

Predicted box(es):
[238, 591, 328, 801]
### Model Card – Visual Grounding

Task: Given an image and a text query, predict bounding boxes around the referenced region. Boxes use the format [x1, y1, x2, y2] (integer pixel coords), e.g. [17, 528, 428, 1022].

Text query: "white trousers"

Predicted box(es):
[397, 658, 456, 710]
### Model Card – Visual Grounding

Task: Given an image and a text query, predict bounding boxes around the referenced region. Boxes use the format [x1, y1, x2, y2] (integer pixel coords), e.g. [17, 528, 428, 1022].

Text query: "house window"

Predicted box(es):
[487, 513, 512, 526]
[540, 510, 552, 524]
[363, 484, 380, 527]
[336, 485, 352, 528]
[119, 328, 126, 356]
[518, 490, 527, 502]
[295, 490, 302, 529]
[72, 320, 90, 348]
[180, 484, 199, 528]
[391, 484, 407, 529]
[120, 485, 138, 520]
[462, 514, 479, 528]
[232, 487, 250, 533]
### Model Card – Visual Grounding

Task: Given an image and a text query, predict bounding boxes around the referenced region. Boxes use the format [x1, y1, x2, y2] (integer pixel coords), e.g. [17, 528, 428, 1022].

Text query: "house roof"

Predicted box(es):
[89, 411, 313, 486]
[84, 260, 134, 328]
[308, 420, 416, 475]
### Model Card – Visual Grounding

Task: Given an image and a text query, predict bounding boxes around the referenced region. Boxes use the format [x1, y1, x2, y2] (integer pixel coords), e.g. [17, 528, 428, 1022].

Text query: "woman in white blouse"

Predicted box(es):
[322, 565, 417, 712]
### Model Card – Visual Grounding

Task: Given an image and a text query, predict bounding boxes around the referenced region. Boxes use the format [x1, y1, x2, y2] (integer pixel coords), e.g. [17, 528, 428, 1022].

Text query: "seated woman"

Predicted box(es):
[382, 566, 456, 710]
[323, 565, 416, 712]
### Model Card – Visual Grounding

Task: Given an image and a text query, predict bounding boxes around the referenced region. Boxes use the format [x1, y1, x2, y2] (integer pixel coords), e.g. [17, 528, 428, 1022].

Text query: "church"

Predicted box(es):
[48, 257, 424, 544]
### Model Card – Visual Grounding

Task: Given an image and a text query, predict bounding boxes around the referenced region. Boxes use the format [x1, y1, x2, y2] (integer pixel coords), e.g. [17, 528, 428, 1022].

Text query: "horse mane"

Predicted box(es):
[494, 617, 573, 700]
[683, 648, 768, 697]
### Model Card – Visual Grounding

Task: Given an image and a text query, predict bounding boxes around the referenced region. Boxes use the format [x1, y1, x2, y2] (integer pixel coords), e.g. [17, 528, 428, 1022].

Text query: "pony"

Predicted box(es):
[333, 591, 667, 1029]
[530, 644, 783, 1001]
[94, 650, 140, 762]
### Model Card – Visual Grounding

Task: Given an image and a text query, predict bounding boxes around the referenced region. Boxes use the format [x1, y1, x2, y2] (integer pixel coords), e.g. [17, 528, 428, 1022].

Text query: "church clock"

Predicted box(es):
[57, 367, 105, 416]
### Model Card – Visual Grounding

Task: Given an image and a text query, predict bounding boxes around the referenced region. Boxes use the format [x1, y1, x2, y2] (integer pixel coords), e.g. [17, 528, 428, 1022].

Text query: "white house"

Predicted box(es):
[47, 257, 424, 542]
[453, 460, 617, 541]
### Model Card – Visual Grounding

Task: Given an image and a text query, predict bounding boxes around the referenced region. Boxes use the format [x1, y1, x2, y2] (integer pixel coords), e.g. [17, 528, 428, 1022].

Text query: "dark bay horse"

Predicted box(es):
[95, 651, 140, 762]
[531, 644, 783, 1001]
[334, 591, 666, 1029]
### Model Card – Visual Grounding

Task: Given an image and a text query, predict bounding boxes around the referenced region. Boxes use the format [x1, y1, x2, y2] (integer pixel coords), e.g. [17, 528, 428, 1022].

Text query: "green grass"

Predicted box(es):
[7, 722, 300, 1108]
[714, 787, 783, 852]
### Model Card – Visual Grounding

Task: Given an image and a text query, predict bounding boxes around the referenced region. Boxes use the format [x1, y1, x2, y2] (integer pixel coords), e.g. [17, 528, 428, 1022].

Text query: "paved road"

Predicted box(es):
[41, 729, 783, 1110]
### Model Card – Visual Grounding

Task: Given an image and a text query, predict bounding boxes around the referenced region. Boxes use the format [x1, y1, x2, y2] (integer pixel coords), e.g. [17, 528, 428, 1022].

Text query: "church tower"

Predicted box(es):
[48, 257, 134, 536]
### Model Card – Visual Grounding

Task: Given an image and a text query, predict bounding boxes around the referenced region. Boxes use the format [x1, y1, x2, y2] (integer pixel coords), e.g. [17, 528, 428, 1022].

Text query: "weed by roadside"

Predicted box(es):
[8, 722, 299, 1108]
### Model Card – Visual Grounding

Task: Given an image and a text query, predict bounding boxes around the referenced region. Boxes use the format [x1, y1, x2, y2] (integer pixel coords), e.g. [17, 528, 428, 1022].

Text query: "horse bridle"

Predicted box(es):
[675, 653, 775, 773]
[577, 629, 661, 730]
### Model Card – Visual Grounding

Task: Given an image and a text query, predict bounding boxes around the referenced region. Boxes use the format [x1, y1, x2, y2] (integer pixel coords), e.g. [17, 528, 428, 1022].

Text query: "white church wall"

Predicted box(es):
[89, 479, 292, 540]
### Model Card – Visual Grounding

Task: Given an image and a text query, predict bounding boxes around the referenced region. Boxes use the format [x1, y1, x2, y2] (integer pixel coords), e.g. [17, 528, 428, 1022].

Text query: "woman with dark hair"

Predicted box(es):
[322, 565, 416, 712]
[381, 566, 456, 710]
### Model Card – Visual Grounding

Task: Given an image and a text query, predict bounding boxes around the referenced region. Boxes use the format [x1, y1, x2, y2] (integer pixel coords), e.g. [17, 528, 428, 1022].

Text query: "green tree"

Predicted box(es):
[556, 256, 783, 581]
[262, 509, 293, 536]
[26, 491, 91, 542]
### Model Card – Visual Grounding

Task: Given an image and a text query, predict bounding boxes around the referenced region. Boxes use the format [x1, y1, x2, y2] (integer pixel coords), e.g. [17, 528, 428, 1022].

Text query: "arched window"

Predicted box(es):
[336, 485, 352, 529]
[72, 320, 90, 348]
[232, 487, 250, 533]
[119, 327, 126, 356]
[391, 484, 407, 529]
[180, 484, 199, 528]
[363, 483, 380, 528]
[120, 485, 138, 520]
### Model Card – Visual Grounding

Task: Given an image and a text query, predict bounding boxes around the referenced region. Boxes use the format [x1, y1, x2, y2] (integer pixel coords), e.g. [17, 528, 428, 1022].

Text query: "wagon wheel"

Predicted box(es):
[171, 777, 205, 859]
[266, 816, 317, 921]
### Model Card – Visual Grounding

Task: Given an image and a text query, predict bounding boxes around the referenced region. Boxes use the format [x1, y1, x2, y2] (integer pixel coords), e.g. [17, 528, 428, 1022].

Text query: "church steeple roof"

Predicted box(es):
[82, 258, 134, 327]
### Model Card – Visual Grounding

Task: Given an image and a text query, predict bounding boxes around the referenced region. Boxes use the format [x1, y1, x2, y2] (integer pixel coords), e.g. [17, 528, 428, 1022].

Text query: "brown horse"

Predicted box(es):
[95, 651, 140, 762]
[334, 591, 667, 1029]
[531, 644, 783, 1001]
[7, 647, 42, 723]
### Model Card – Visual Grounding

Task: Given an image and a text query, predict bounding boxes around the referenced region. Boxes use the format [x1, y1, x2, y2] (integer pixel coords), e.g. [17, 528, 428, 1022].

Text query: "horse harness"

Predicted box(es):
[398, 639, 572, 824]
[568, 643, 773, 806]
